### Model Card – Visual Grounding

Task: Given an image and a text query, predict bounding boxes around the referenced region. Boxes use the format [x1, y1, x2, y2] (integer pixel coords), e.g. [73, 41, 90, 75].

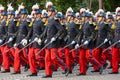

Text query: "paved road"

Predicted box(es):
[0, 65, 119, 80]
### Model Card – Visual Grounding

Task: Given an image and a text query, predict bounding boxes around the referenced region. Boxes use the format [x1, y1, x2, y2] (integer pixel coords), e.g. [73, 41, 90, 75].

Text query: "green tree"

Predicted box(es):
[0, 0, 120, 14]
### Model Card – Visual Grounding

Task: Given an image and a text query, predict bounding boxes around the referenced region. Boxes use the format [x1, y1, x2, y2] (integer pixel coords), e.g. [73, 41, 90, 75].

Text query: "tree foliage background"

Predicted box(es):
[0, 0, 120, 14]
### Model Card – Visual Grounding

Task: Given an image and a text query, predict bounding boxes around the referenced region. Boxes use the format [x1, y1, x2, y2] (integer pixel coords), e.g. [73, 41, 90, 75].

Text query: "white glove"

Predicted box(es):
[21, 39, 27, 46]
[84, 40, 89, 45]
[71, 40, 75, 44]
[118, 40, 120, 43]
[81, 39, 84, 43]
[14, 43, 17, 47]
[8, 37, 13, 42]
[29, 39, 31, 42]
[34, 37, 38, 42]
[75, 44, 80, 49]
[38, 38, 42, 45]
[0, 39, 3, 43]
[104, 38, 108, 43]
[109, 41, 111, 45]
[51, 37, 56, 42]
[44, 39, 47, 44]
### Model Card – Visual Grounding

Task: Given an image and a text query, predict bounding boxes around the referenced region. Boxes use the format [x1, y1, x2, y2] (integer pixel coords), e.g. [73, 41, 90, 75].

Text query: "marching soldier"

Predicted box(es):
[104, 11, 114, 69]
[1, 10, 17, 73]
[92, 12, 110, 72]
[41, 13, 69, 78]
[0, 5, 5, 68]
[109, 7, 120, 74]
[27, 9, 44, 76]
[12, 9, 31, 74]
[0, 11, 8, 71]
[64, 12, 79, 74]
[76, 12, 103, 75]
[58, 15, 67, 63]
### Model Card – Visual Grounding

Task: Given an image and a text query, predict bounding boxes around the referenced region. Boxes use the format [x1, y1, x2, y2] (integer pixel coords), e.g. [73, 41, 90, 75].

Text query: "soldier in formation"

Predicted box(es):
[0, 1, 120, 78]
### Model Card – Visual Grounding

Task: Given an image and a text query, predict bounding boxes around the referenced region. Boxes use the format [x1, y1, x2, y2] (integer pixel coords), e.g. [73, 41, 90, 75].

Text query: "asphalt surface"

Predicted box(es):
[0, 64, 119, 80]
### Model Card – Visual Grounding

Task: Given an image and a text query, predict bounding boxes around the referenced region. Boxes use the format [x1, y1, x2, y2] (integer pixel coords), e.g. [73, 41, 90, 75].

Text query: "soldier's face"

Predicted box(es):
[21, 14, 25, 18]
[82, 17, 85, 22]
[98, 17, 103, 22]
[4, 16, 7, 19]
[8, 15, 11, 19]
[85, 17, 89, 21]
[116, 16, 120, 20]
[11, 15, 14, 18]
[42, 18, 47, 22]
[24, 14, 28, 18]
[36, 14, 41, 18]
[89, 17, 92, 21]
[0, 15, 3, 19]
[48, 11, 52, 17]
[107, 19, 112, 22]
[67, 16, 71, 22]
[70, 17, 74, 20]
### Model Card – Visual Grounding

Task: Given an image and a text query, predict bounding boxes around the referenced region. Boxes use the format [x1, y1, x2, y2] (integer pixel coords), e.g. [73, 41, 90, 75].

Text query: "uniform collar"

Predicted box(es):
[70, 20, 74, 24]
[36, 18, 41, 21]
[9, 18, 14, 22]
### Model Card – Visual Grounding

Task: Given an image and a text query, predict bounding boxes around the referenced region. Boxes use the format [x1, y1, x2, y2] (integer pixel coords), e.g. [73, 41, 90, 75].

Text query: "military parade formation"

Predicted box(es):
[0, 1, 120, 78]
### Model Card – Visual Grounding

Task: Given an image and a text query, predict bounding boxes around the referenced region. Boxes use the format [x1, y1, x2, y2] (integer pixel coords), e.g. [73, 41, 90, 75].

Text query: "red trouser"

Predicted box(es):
[2, 45, 14, 70]
[14, 47, 28, 72]
[112, 47, 120, 72]
[28, 47, 45, 74]
[39, 49, 45, 69]
[92, 48, 106, 70]
[71, 49, 79, 63]
[102, 49, 112, 66]
[78, 48, 87, 74]
[45, 48, 66, 76]
[58, 47, 65, 63]
[64, 48, 74, 71]
[86, 49, 102, 70]
[0, 46, 4, 65]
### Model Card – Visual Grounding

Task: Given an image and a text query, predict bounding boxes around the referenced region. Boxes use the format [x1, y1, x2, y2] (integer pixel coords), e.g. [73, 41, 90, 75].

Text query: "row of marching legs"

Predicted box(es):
[0, 45, 120, 78]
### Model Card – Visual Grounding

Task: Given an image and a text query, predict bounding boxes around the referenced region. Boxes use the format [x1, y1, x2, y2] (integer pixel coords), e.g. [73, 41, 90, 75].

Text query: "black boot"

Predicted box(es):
[109, 72, 119, 74]
[64, 67, 69, 77]
[76, 73, 86, 76]
[42, 75, 52, 78]
[1, 69, 10, 73]
[11, 72, 21, 75]
[103, 63, 108, 69]
[91, 70, 99, 72]
[107, 66, 112, 69]
[99, 66, 103, 74]
[27, 73, 37, 77]
[24, 64, 29, 72]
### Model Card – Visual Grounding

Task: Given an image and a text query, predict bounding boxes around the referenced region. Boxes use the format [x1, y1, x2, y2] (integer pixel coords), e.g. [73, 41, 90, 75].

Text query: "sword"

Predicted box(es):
[103, 40, 120, 53]
[0, 38, 14, 47]
[0, 41, 9, 47]
[69, 44, 84, 53]
[92, 42, 105, 52]
[5, 42, 21, 53]
[18, 40, 35, 53]
[58, 42, 75, 53]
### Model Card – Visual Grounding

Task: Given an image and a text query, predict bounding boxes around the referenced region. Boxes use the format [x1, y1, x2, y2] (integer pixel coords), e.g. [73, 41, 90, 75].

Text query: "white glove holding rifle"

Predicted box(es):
[8, 37, 13, 43]
[21, 39, 27, 46]
[38, 38, 42, 45]
[84, 40, 89, 45]
[75, 44, 80, 49]
[0, 39, 3, 43]
[104, 38, 108, 43]
[71, 40, 76, 44]
[34, 37, 38, 42]
[51, 37, 56, 42]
